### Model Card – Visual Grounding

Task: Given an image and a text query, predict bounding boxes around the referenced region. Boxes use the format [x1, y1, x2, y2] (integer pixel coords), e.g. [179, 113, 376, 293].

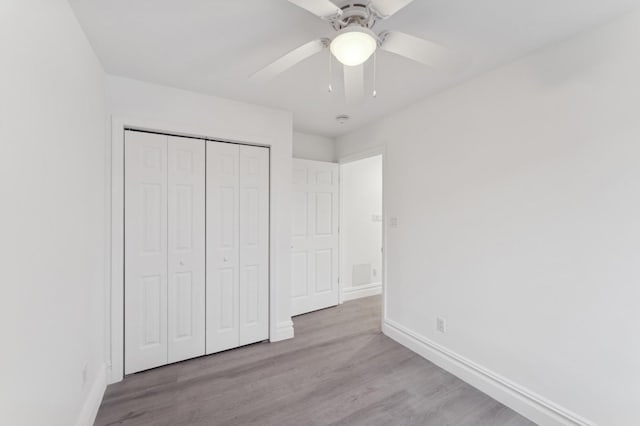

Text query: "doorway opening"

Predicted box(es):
[339, 154, 383, 305]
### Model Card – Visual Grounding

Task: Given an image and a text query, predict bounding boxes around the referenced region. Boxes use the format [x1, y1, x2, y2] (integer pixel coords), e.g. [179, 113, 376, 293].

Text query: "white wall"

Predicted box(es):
[293, 131, 336, 162]
[0, 1, 107, 425]
[340, 156, 383, 301]
[105, 76, 294, 382]
[337, 11, 640, 426]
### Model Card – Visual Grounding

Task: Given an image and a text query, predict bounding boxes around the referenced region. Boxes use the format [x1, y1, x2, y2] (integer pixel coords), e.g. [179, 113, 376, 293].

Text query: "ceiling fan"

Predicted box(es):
[251, 0, 462, 104]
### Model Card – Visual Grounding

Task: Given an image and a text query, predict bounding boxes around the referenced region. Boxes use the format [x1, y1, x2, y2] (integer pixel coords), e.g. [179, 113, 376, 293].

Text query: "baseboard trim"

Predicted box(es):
[75, 363, 107, 426]
[271, 320, 294, 342]
[341, 282, 382, 302]
[382, 319, 594, 426]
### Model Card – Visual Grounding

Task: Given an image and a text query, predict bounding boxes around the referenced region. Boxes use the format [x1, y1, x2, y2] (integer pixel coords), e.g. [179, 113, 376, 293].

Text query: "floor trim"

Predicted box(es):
[76, 363, 107, 426]
[382, 319, 594, 426]
[271, 320, 294, 341]
[342, 282, 382, 302]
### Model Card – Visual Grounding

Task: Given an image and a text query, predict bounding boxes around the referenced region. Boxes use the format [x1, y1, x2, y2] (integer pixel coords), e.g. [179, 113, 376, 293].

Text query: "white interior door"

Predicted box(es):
[239, 145, 269, 345]
[125, 131, 169, 374]
[291, 159, 340, 316]
[206, 142, 241, 354]
[167, 136, 206, 363]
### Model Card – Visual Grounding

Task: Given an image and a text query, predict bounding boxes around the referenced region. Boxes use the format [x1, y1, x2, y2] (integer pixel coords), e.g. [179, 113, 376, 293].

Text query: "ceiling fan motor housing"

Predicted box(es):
[331, 2, 376, 30]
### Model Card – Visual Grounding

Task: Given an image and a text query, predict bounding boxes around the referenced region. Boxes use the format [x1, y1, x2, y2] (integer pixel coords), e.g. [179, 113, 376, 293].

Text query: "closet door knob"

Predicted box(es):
[179, 260, 185, 266]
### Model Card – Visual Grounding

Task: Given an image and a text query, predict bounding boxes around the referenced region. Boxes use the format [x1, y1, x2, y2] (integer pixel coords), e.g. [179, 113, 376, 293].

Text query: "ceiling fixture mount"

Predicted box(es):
[251, 0, 463, 104]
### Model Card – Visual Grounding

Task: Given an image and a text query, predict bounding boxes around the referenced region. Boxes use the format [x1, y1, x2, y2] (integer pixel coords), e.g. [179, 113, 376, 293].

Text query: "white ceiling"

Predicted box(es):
[69, 0, 636, 137]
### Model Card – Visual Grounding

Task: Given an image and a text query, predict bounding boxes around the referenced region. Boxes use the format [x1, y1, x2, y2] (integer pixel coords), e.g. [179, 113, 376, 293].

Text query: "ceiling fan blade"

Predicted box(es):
[369, 0, 415, 19]
[380, 31, 463, 71]
[343, 64, 364, 105]
[251, 39, 327, 82]
[287, 0, 342, 19]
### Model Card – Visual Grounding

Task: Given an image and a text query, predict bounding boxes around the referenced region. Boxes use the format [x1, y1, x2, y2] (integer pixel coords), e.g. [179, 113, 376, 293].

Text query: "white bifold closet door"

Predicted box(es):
[167, 136, 206, 363]
[124, 131, 205, 374]
[206, 143, 269, 354]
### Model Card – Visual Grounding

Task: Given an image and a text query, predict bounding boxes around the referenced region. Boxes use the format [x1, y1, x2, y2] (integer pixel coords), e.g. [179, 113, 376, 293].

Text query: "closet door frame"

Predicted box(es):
[110, 118, 280, 383]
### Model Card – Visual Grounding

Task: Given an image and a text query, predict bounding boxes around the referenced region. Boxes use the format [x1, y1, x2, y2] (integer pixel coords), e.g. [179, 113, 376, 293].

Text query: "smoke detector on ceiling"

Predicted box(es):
[336, 114, 350, 124]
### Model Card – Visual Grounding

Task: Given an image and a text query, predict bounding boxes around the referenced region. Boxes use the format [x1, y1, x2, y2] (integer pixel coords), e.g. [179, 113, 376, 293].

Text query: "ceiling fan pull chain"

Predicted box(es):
[328, 48, 333, 93]
[372, 50, 377, 98]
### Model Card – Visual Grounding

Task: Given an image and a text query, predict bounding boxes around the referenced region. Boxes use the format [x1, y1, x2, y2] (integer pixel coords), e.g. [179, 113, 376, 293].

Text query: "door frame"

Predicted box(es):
[107, 116, 282, 384]
[338, 146, 387, 321]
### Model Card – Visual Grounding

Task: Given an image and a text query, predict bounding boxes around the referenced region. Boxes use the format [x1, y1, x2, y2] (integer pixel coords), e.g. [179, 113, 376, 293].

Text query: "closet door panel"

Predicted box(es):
[239, 146, 270, 345]
[167, 136, 206, 363]
[125, 131, 168, 374]
[206, 142, 241, 354]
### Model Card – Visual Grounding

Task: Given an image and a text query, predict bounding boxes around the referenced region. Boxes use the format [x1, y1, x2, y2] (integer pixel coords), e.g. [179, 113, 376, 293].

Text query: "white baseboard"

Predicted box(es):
[76, 363, 107, 426]
[106, 364, 120, 385]
[382, 319, 594, 426]
[271, 320, 294, 342]
[341, 282, 382, 302]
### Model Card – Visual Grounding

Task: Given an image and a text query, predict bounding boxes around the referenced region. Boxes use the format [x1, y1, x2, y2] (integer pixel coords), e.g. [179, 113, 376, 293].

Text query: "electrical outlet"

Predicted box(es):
[436, 317, 447, 333]
[390, 217, 399, 228]
[372, 268, 377, 278]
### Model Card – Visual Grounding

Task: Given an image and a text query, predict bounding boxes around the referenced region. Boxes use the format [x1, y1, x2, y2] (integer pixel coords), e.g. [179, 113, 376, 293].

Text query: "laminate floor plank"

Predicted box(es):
[96, 296, 535, 426]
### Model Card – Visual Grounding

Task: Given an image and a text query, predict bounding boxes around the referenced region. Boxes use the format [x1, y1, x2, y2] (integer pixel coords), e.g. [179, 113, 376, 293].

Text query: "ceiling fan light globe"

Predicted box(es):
[330, 28, 377, 67]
